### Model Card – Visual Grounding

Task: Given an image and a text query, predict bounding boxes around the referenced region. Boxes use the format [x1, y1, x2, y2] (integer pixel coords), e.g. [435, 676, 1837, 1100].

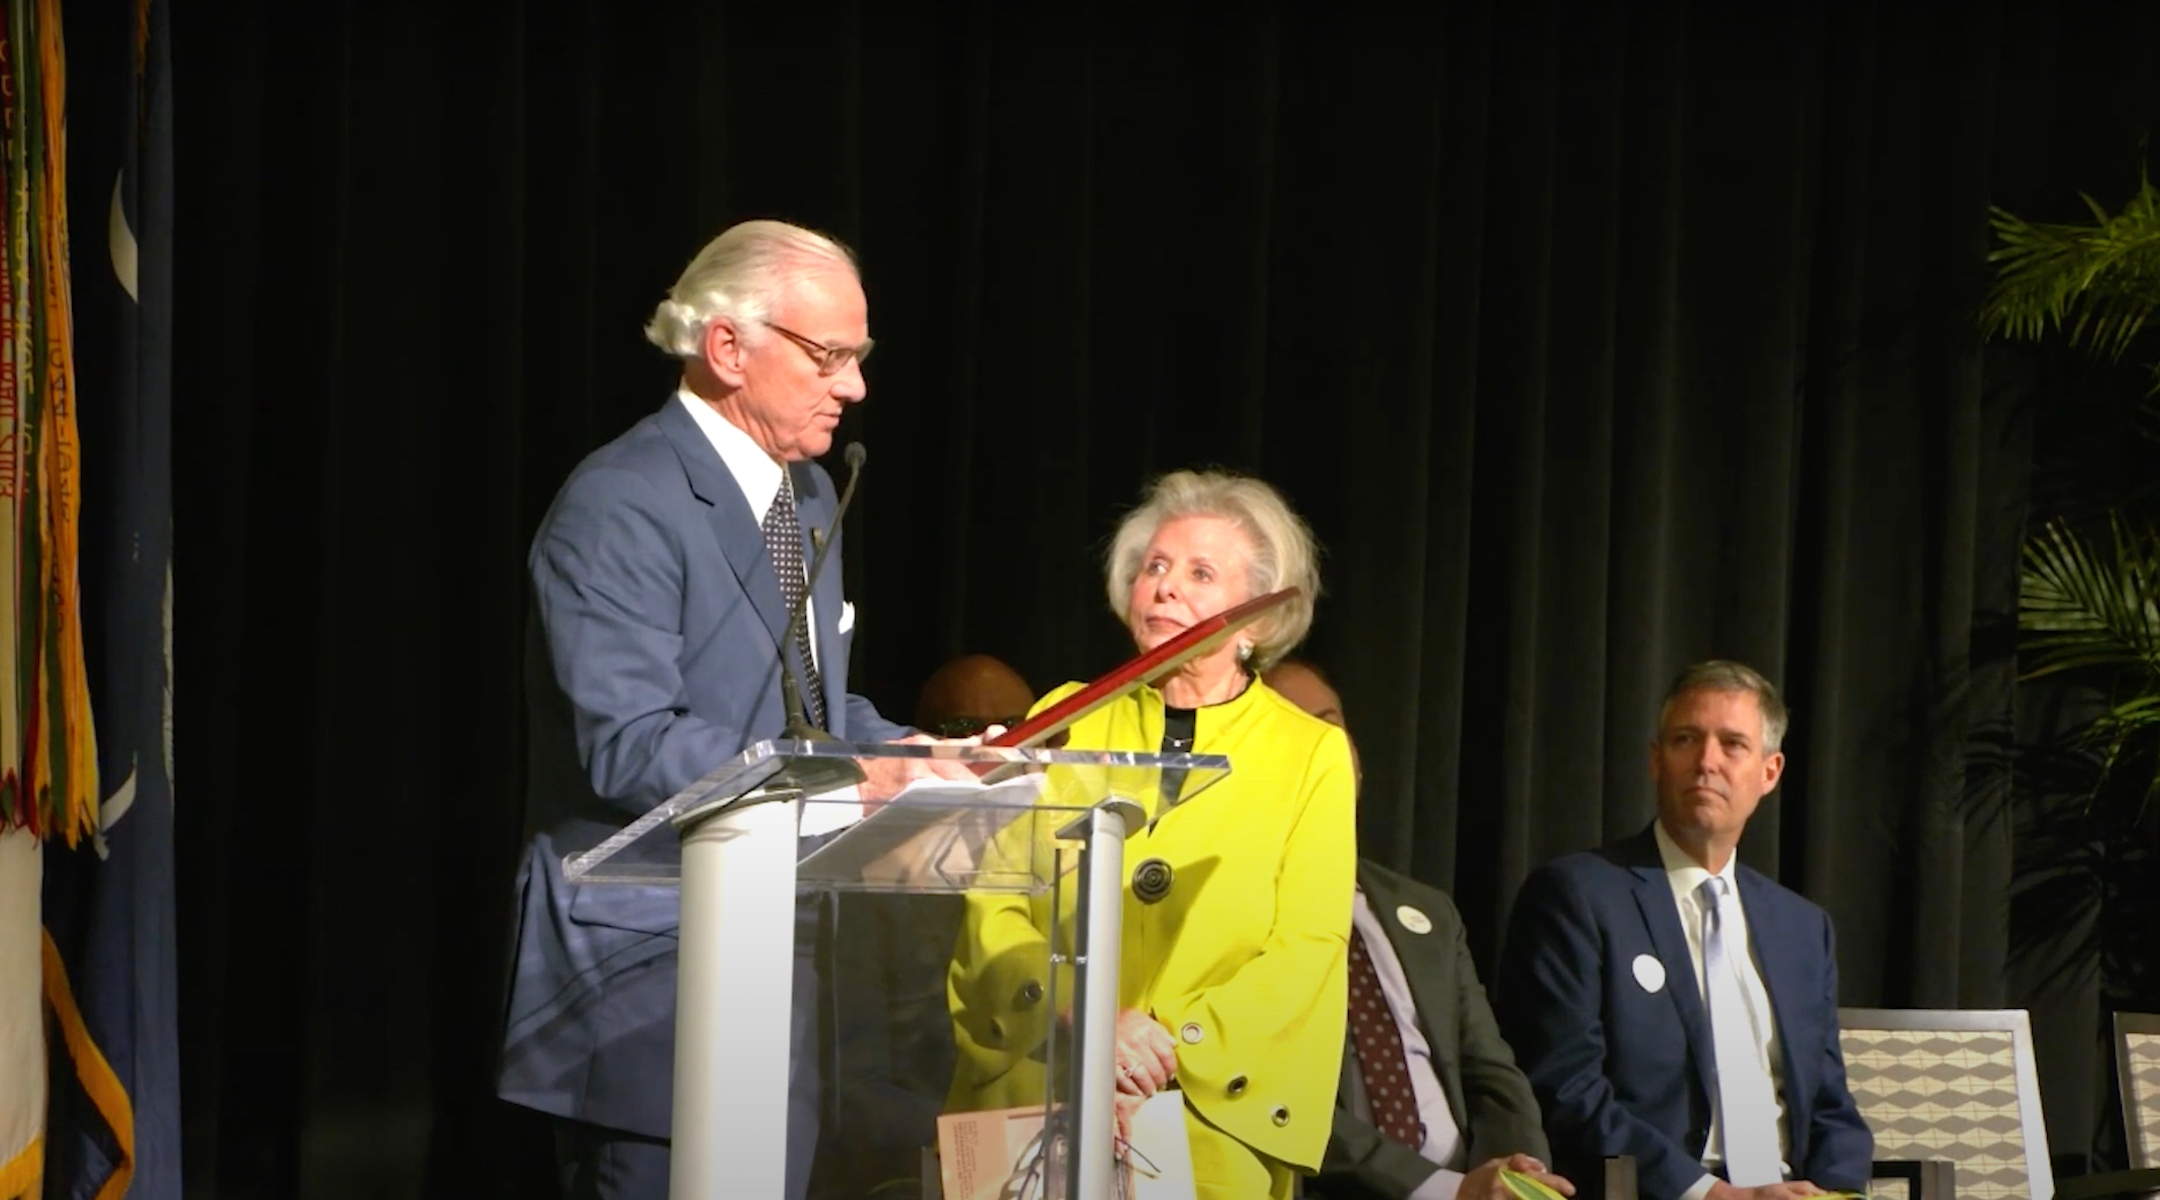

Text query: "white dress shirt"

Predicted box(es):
[677, 388, 819, 671]
[1350, 890, 1468, 1200]
[678, 389, 866, 836]
[1654, 822, 1790, 1200]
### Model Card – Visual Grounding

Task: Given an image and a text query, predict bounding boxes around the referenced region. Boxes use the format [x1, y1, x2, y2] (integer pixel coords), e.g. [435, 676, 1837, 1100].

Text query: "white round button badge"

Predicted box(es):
[1632, 953, 1667, 994]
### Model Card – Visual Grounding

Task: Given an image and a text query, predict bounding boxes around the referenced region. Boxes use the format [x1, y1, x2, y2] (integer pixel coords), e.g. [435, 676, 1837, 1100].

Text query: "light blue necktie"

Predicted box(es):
[1698, 876, 1784, 1186]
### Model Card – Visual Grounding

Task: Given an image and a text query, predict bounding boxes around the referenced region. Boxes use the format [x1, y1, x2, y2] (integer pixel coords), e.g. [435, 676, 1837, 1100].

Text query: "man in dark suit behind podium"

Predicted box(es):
[499, 220, 918, 1200]
[1271, 660, 1571, 1200]
[1495, 661, 1872, 1200]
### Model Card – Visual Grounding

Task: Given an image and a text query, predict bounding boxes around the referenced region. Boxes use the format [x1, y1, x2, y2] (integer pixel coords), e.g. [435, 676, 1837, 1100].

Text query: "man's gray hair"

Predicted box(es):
[643, 220, 858, 359]
[1660, 659, 1790, 752]
[1104, 469, 1321, 673]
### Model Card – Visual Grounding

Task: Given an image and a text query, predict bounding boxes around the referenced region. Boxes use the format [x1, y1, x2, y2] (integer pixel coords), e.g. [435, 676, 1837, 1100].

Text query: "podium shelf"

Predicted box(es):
[560, 739, 1230, 892]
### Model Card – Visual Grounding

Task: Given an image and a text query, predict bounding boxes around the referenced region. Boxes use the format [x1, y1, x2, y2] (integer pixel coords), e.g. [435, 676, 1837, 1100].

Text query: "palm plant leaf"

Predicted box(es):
[1995, 166, 2160, 1015]
[2021, 514, 2160, 820]
[2088, 698, 2160, 805]
[2019, 515, 2160, 677]
[1983, 173, 2160, 362]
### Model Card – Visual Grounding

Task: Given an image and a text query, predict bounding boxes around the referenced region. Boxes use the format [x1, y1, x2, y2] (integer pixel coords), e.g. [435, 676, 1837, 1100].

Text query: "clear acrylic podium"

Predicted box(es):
[560, 739, 1230, 1200]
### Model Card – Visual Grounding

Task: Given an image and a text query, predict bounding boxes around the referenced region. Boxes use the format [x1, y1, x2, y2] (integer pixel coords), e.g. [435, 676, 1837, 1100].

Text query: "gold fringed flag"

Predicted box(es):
[0, 0, 97, 845]
[0, 0, 100, 1194]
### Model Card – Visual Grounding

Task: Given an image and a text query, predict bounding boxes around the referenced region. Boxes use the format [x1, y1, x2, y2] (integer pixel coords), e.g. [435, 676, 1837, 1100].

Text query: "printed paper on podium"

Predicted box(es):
[797, 782, 865, 838]
[796, 771, 1054, 893]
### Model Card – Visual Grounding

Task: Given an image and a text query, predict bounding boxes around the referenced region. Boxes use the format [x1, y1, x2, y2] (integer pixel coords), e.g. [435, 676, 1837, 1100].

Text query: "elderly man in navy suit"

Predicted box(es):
[1495, 661, 1872, 1200]
[498, 220, 925, 1200]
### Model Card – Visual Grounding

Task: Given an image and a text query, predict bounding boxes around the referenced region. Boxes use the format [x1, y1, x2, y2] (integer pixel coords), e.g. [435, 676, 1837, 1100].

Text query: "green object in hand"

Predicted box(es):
[1499, 1171, 1871, 1200]
[1501, 1169, 1568, 1200]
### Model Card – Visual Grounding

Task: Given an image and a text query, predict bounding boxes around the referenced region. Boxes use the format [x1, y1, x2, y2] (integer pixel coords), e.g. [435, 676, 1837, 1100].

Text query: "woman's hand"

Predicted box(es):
[1112, 1008, 1178, 1097]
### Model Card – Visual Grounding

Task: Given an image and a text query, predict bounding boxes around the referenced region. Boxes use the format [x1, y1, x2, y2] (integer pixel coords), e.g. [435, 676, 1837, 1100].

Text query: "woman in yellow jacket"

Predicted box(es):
[946, 469, 1357, 1200]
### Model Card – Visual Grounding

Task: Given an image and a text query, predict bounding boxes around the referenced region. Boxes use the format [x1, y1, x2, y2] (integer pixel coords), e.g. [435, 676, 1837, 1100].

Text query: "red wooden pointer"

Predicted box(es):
[984, 587, 1299, 750]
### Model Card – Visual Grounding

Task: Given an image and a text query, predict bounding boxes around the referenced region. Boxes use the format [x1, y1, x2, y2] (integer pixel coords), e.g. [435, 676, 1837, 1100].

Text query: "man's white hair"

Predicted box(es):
[643, 220, 858, 359]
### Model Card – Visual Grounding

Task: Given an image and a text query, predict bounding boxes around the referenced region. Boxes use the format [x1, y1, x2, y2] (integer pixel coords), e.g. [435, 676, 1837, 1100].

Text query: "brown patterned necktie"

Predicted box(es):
[1347, 926, 1426, 1150]
[761, 474, 826, 728]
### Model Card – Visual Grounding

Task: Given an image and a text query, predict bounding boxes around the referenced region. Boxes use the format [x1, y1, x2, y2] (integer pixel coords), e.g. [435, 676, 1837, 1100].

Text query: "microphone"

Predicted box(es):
[763, 442, 870, 798]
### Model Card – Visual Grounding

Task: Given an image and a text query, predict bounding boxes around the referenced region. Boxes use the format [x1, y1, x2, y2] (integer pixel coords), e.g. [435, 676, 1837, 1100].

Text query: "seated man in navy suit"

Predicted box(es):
[1495, 661, 1872, 1200]
[1271, 659, 1573, 1200]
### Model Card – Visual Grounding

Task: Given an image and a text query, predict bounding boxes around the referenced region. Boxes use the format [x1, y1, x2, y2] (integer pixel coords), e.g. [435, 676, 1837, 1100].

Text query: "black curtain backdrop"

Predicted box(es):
[171, 3, 2160, 1197]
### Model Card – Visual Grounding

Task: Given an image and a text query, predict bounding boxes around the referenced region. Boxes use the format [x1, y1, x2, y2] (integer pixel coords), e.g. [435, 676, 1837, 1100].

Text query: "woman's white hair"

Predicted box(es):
[1105, 469, 1322, 673]
[643, 220, 858, 359]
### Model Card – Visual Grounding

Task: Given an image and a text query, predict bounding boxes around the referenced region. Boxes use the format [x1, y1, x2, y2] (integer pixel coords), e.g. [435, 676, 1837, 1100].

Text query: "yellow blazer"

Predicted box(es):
[945, 676, 1356, 1172]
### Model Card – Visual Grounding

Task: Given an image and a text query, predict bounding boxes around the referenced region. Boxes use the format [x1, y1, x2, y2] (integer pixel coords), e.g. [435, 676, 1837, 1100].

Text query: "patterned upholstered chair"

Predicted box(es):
[1839, 1008, 2160, 1200]
[2114, 1012, 2160, 1174]
[1839, 1008, 2046, 1200]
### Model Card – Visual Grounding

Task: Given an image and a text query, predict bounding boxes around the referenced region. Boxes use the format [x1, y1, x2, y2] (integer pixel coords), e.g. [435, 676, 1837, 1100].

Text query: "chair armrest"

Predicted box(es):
[2053, 1167, 2160, 1200]
[1870, 1158, 1957, 1200]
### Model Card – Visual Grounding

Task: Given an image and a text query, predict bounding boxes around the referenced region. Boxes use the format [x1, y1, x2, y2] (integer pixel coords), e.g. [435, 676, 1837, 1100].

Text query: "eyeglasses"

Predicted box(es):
[762, 320, 875, 377]
[920, 715, 1028, 740]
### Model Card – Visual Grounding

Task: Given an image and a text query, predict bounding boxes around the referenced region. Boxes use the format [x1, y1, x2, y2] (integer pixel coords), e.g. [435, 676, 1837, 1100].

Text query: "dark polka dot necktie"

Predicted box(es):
[1347, 926, 1426, 1150]
[761, 474, 826, 728]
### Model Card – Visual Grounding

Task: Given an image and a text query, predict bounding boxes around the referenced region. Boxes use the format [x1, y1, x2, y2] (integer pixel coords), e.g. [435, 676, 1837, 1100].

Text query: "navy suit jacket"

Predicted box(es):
[497, 395, 910, 1143]
[1494, 825, 1872, 1200]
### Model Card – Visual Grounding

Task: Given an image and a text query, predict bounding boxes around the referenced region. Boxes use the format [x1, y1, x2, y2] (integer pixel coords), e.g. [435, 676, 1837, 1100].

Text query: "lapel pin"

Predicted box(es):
[810, 526, 827, 551]
[1132, 858, 1174, 904]
[1632, 953, 1667, 994]
[1395, 905, 1432, 935]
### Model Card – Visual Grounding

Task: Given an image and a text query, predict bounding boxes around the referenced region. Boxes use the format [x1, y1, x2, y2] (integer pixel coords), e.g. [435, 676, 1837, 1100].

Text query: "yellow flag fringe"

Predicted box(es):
[0, 0, 98, 842]
[33, 0, 94, 847]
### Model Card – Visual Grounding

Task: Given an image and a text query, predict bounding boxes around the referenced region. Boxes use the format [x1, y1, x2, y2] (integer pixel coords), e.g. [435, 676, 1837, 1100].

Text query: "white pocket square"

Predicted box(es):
[837, 601, 856, 634]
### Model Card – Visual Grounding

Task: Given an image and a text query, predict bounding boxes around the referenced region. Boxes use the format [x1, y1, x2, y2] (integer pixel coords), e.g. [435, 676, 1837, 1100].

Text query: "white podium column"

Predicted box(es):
[1066, 797, 1143, 1200]
[670, 796, 799, 1199]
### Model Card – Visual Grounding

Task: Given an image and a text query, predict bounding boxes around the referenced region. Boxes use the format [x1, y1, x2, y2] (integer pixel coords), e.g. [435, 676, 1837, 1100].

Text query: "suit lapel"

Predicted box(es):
[1622, 830, 1719, 1114]
[655, 398, 790, 649]
[1358, 865, 1469, 1135]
